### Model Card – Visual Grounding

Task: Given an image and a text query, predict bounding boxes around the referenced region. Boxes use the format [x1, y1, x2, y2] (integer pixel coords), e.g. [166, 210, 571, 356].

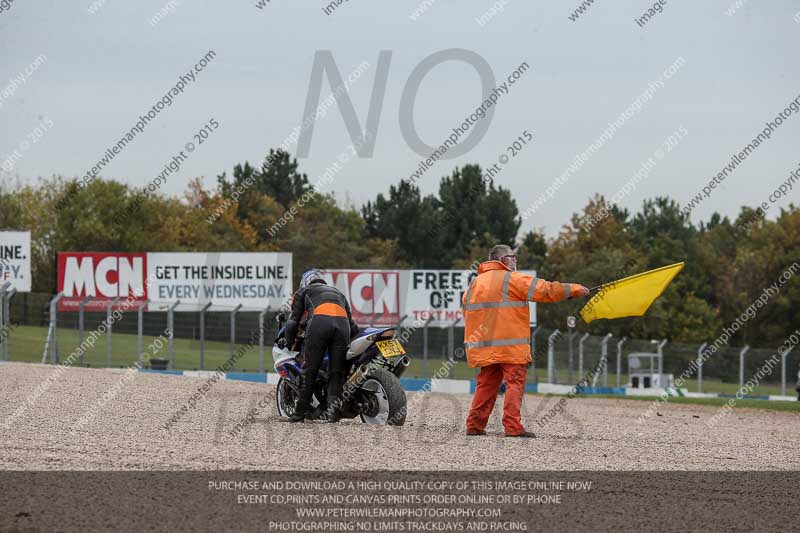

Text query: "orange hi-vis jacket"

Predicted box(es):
[462, 260, 577, 368]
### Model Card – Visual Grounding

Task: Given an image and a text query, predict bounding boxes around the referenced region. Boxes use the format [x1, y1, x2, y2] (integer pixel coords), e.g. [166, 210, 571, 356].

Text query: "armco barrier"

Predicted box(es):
[136, 370, 798, 402]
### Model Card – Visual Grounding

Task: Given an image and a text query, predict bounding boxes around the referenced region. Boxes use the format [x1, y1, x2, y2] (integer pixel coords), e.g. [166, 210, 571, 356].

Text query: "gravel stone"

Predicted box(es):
[1, 363, 797, 470]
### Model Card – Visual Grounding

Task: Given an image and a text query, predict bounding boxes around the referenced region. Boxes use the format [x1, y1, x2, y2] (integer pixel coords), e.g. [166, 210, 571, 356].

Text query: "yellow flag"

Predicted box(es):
[579, 262, 684, 323]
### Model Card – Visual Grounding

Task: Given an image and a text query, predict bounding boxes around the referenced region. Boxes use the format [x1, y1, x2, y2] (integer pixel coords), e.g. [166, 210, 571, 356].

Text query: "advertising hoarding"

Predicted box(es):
[322, 270, 401, 324]
[0, 230, 32, 292]
[57, 252, 292, 311]
[324, 269, 537, 326]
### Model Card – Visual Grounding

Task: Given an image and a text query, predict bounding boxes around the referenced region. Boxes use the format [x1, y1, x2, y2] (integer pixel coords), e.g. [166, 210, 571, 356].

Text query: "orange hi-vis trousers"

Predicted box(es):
[466, 363, 527, 436]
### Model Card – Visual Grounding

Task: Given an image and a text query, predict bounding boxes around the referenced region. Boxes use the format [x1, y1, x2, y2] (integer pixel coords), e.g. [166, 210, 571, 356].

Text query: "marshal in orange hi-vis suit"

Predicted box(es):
[462, 259, 586, 437]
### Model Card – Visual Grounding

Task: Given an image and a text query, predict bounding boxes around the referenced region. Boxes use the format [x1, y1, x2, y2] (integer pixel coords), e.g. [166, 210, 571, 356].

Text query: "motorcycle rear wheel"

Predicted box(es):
[359, 368, 407, 426]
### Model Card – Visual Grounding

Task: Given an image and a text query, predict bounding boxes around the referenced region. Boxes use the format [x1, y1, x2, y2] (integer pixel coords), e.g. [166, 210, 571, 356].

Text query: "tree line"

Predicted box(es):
[1, 147, 797, 348]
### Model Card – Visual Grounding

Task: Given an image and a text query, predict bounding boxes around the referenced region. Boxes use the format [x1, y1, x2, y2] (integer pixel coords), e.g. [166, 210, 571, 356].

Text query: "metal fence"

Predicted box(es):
[1, 291, 798, 395]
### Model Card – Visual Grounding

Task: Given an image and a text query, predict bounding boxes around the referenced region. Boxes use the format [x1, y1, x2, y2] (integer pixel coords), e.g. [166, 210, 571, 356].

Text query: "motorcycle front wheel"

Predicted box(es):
[276, 377, 323, 418]
[276, 377, 298, 418]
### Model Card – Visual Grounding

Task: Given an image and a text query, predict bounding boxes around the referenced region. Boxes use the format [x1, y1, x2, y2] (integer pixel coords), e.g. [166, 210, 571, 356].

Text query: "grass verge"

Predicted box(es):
[559, 393, 800, 412]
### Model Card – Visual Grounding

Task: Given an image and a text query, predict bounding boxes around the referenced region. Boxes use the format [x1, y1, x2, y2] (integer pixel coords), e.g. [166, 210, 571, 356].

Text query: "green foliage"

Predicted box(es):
[363, 180, 441, 267]
[364, 164, 521, 267]
[4, 151, 797, 349]
[516, 230, 547, 271]
[0, 178, 61, 292]
[218, 150, 311, 210]
[56, 179, 182, 253]
[537, 194, 797, 348]
[437, 164, 520, 265]
[276, 196, 403, 282]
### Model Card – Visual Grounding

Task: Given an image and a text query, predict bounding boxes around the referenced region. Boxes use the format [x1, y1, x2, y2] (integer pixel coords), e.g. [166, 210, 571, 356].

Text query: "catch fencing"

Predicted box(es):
[1, 291, 797, 396]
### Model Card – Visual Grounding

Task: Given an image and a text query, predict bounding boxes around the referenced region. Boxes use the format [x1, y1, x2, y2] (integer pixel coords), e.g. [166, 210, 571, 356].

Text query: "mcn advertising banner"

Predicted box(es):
[57, 252, 292, 311]
[405, 269, 537, 326]
[323, 269, 537, 326]
[323, 270, 401, 325]
[147, 253, 292, 310]
[0, 230, 32, 292]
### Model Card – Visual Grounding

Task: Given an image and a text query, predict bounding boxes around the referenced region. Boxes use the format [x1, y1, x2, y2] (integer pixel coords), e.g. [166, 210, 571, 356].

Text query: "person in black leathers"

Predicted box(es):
[285, 269, 359, 423]
[795, 369, 800, 402]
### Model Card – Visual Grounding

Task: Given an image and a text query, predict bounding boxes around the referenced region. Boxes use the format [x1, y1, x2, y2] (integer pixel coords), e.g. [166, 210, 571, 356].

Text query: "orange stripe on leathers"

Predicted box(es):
[314, 302, 348, 318]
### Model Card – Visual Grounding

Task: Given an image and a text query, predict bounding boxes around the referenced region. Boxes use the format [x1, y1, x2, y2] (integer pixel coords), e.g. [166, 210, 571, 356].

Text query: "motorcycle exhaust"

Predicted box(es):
[392, 356, 410, 378]
[345, 365, 370, 390]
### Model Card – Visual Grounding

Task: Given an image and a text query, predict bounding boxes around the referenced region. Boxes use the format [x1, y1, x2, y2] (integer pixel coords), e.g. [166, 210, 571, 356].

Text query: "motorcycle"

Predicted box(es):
[272, 314, 411, 425]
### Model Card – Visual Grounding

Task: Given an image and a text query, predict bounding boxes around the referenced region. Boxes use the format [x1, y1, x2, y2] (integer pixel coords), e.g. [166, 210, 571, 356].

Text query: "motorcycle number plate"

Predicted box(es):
[376, 339, 405, 357]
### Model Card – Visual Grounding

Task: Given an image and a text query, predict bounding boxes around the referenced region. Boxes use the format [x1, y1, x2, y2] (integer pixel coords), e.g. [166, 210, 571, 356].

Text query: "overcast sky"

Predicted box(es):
[1, 0, 798, 237]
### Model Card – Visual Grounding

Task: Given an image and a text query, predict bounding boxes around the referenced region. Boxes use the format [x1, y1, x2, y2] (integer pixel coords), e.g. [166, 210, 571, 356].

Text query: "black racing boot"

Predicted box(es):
[320, 398, 341, 423]
[322, 372, 344, 423]
[308, 404, 325, 420]
[289, 405, 307, 423]
[290, 370, 316, 423]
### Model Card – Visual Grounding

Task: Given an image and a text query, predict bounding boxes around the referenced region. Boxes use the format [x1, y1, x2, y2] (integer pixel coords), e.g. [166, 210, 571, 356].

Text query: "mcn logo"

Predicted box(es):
[324, 271, 399, 323]
[58, 253, 147, 301]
